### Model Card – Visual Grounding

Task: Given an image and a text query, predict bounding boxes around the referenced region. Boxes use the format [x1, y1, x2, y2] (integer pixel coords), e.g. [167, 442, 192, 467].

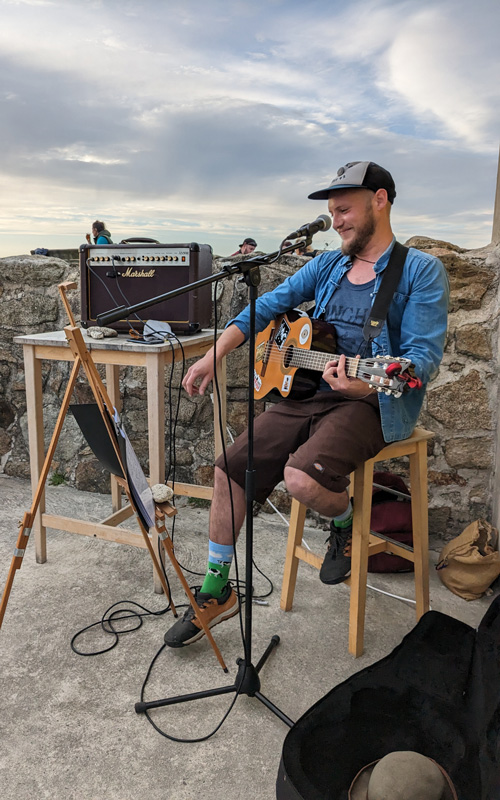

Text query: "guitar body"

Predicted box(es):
[254, 311, 337, 401]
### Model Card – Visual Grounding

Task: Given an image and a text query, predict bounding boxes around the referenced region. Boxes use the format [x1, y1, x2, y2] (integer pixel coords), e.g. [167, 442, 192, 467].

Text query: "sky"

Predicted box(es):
[0, 0, 499, 258]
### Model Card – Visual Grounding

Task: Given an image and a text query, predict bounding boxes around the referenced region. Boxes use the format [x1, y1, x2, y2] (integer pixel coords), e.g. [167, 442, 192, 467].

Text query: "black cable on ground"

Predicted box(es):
[70, 599, 173, 656]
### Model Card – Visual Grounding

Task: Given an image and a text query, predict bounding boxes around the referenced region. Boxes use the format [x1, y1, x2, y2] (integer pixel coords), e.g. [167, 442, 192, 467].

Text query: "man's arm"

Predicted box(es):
[182, 324, 245, 396]
[397, 254, 449, 384]
[183, 256, 323, 396]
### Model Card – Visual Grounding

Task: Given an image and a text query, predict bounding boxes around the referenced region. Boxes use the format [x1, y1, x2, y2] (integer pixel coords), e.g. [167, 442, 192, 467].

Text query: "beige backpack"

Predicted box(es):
[436, 519, 500, 600]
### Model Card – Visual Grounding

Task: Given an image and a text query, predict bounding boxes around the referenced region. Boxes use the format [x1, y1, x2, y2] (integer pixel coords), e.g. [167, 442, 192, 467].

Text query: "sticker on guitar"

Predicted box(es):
[274, 317, 290, 350]
[254, 311, 422, 401]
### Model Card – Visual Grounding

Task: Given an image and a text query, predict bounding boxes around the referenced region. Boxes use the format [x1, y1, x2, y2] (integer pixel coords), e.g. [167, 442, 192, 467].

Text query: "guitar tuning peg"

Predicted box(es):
[377, 387, 384, 393]
[384, 389, 392, 395]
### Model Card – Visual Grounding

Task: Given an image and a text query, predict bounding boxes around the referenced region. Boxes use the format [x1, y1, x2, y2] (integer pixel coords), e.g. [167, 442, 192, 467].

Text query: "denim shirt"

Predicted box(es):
[228, 239, 449, 443]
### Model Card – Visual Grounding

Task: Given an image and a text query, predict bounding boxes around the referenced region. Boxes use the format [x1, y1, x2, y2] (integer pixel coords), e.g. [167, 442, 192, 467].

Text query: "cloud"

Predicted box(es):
[383, 3, 500, 150]
[0, 0, 498, 257]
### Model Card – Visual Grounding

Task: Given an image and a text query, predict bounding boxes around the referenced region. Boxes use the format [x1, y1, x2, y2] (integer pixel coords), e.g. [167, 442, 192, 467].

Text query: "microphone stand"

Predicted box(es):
[97, 242, 302, 728]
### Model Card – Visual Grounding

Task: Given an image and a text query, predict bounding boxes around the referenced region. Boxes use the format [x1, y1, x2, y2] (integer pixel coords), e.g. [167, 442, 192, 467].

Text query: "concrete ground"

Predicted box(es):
[0, 474, 494, 800]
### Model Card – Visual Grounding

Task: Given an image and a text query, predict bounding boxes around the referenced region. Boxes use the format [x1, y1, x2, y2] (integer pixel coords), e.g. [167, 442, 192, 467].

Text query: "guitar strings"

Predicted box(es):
[258, 347, 398, 385]
[260, 348, 362, 377]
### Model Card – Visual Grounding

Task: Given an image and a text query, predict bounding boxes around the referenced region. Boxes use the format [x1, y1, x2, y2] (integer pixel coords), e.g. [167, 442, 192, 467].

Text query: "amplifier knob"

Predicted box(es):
[131, 257, 136, 262]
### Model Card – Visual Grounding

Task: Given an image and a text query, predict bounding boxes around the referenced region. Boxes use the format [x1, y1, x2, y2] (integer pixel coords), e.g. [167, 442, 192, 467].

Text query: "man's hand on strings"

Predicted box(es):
[182, 324, 246, 397]
[182, 352, 215, 396]
[323, 355, 375, 398]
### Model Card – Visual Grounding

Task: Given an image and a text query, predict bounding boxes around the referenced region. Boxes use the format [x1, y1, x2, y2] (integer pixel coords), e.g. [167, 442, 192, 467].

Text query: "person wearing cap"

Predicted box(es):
[164, 161, 449, 649]
[230, 237, 257, 256]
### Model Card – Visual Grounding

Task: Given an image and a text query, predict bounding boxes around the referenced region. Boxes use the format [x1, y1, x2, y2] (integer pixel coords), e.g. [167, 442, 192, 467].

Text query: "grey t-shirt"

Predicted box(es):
[323, 270, 375, 357]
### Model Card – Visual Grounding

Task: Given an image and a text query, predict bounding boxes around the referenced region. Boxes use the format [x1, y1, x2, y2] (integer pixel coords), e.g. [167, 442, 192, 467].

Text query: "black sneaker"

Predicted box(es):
[319, 517, 353, 585]
[164, 584, 239, 648]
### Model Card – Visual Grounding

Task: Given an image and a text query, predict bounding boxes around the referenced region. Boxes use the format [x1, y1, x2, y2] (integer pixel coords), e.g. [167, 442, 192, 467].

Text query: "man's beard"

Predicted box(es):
[340, 205, 376, 257]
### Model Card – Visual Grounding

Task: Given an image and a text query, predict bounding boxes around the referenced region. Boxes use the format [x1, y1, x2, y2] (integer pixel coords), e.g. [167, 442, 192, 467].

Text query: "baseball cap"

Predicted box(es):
[308, 161, 396, 203]
[240, 237, 257, 247]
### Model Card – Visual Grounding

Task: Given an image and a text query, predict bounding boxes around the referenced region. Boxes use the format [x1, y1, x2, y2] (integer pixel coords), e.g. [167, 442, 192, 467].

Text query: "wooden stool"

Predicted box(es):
[280, 427, 434, 657]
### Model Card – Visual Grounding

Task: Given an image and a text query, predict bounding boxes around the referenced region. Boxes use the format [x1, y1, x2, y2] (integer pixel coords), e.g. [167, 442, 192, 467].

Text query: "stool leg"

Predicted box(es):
[348, 459, 374, 657]
[281, 499, 307, 612]
[409, 441, 430, 619]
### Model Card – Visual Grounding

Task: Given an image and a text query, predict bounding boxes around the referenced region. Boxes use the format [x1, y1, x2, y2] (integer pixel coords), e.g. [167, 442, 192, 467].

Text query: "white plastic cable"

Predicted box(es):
[366, 584, 416, 605]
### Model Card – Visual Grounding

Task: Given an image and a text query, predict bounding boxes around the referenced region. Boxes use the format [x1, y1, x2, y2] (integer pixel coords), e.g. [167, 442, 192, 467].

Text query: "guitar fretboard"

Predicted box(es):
[276, 345, 362, 377]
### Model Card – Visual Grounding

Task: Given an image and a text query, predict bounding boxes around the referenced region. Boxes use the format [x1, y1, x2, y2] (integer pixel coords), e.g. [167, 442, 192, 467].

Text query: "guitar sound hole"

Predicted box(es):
[283, 345, 294, 368]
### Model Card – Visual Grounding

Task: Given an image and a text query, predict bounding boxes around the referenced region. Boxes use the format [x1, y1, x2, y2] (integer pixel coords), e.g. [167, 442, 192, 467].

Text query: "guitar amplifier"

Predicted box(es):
[79, 239, 213, 334]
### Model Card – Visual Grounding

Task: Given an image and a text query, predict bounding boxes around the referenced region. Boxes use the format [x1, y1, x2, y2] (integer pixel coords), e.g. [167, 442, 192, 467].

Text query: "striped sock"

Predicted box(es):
[200, 540, 234, 598]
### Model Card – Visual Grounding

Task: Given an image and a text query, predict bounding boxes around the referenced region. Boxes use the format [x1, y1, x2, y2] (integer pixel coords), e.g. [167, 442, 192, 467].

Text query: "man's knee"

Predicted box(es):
[284, 465, 348, 516]
[284, 466, 321, 504]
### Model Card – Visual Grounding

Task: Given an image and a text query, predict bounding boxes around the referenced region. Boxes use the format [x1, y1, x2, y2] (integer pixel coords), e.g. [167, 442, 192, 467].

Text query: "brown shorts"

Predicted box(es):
[215, 390, 386, 504]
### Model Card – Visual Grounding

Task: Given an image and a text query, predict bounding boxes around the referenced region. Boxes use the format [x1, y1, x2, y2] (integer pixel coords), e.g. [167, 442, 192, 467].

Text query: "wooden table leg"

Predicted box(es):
[146, 352, 166, 593]
[23, 345, 47, 563]
[105, 364, 122, 513]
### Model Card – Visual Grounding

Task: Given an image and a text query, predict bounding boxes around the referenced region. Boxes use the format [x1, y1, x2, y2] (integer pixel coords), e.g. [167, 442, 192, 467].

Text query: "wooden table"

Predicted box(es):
[14, 329, 226, 591]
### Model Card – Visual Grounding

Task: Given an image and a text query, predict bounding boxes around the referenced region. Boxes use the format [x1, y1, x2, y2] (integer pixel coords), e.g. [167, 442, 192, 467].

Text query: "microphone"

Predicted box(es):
[287, 214, 332, 239]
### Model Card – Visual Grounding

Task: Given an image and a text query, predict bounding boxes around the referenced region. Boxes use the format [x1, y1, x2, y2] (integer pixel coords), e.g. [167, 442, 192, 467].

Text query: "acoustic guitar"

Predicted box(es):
[253, 311, 422, 401]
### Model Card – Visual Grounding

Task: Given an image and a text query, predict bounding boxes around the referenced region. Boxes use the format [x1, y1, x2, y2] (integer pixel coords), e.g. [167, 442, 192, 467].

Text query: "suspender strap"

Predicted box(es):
[362, 241, 409, 342]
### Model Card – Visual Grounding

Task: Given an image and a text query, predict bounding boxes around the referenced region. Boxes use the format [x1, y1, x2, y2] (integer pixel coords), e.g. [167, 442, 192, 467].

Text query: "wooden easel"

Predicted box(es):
[0, 282, 229, 672]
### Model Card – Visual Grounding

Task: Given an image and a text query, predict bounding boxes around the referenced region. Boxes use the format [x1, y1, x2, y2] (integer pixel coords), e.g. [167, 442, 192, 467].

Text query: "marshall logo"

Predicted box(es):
[122, 267, 156, 278]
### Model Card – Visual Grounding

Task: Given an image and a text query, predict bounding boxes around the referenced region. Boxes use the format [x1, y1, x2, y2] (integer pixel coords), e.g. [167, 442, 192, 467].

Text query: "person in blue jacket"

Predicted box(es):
[86, 220, 113, 244]
[165, 160, 449, 649]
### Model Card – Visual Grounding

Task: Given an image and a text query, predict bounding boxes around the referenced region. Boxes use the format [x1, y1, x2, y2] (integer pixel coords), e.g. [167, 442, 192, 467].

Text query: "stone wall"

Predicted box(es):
[30, 248, 80, 268]
[1, 242, 499, 543]
[408, 237, 500, 540]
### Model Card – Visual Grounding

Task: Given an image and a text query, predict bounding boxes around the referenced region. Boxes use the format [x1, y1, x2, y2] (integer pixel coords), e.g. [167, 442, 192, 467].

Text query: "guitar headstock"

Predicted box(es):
[359, 356, 422, 398]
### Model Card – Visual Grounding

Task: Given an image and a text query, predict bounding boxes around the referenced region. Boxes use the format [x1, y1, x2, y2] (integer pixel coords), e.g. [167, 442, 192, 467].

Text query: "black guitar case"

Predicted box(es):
[276, 596, 500, 800]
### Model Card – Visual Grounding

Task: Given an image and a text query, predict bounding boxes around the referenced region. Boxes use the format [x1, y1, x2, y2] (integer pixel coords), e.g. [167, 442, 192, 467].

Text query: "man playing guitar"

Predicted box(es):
[164, 161, 449, 648]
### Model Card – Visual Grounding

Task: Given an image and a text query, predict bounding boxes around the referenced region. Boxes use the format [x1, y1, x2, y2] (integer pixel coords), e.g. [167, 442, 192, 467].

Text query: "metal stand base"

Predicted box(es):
[135, 634, 294, 728]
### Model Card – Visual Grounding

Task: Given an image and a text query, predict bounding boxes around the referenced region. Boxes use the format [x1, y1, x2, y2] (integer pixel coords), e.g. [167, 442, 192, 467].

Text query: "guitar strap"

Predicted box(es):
[362, 241, 408, 342]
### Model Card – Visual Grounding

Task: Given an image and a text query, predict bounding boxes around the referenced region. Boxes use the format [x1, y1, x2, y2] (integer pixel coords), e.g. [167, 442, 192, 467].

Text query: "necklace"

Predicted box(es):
[353, 254, 377, 264]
